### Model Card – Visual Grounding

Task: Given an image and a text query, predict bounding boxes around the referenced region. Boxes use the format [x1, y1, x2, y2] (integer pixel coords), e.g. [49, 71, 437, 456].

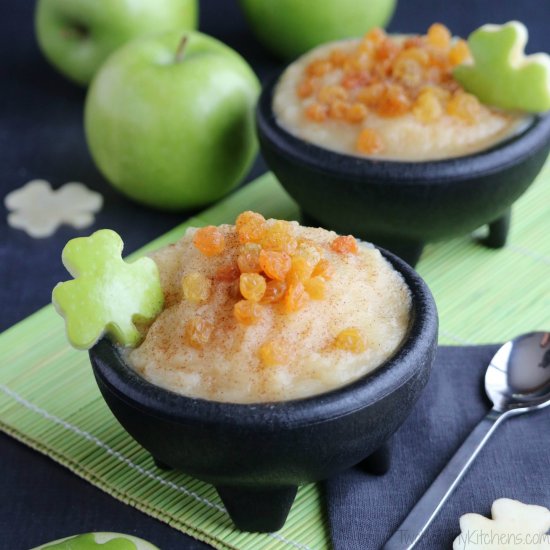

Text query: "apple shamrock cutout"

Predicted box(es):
[453, 498, 550, 550]
[52, 229, 164, 350]
[454, 21, 550, 113]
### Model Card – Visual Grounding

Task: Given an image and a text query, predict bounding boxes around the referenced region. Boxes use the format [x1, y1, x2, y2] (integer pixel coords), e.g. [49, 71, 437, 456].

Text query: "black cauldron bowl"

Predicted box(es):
[89, 249, 438, 533]
[257, 75, 550, 266]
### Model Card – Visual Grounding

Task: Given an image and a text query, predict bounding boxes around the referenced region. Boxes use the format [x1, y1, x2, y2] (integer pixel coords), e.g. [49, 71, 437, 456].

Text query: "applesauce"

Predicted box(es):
[126, 213, 411, 403]
[273, 25, 528, 161]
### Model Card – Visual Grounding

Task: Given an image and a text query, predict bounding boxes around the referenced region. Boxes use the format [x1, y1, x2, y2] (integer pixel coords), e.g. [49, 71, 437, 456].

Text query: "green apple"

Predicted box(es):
[84, 30, 260, 210]
[35, 0, 198, 85]
[239, 0, 396, 59]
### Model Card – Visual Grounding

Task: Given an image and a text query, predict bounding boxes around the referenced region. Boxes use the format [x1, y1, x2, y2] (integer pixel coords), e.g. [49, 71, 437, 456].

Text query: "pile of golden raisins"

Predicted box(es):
[297, 24, 482, 154]
[181, 212, 367, 364]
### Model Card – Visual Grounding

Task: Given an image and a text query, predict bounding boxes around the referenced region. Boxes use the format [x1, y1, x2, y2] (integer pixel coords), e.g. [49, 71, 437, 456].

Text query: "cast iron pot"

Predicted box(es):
[257, 74, 550, 266]
[89, 248, 438, 533]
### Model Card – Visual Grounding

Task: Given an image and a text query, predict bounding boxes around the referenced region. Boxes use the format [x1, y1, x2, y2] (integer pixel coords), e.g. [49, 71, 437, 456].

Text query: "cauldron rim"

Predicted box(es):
[90, 247, 438, 430]
[257, 72, 550, 185]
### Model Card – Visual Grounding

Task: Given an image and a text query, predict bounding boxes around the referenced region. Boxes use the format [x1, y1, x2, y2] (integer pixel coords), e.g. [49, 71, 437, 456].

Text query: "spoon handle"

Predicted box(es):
[383, 408, 507, 550]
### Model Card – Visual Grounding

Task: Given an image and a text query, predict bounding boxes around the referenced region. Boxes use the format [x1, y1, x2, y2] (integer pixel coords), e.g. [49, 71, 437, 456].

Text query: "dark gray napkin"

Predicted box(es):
[326, 345, 550, 550]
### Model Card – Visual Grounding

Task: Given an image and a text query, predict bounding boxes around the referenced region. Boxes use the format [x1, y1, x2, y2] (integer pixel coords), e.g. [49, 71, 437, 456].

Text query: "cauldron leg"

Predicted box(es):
[481, 208, 511, 248]
[152, 456, 172, 471]
[216, 485, 297, 532]
[358, 440, 392, 475]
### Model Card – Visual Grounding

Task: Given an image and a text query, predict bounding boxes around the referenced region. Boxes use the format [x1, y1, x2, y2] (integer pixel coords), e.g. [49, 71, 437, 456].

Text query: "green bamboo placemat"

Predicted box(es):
[1, 166, 549, 550]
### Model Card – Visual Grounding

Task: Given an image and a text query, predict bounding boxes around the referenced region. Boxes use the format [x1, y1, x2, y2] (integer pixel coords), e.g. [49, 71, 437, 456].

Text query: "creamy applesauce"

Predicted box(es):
[273, 25, 528, 161]
[126, 214, 411, 403]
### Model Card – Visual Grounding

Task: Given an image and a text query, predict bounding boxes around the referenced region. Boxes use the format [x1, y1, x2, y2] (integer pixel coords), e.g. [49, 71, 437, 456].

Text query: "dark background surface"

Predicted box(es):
[1, 1, 548, 548]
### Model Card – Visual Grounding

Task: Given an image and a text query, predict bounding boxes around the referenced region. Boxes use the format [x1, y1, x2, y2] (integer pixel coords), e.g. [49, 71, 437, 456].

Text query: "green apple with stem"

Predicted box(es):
[84, 30, 260, 210]
[239, 0, 396, 59]
[35, 0, 198, 85]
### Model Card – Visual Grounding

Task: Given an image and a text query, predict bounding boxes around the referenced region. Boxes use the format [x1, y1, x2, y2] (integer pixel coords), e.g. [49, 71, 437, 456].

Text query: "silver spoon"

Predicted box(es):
[383, 331, 550, 550]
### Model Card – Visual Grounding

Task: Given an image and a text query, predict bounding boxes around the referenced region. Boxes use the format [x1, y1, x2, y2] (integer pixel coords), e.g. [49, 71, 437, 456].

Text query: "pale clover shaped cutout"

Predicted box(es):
[5, 179, 103, 238]
[52, 229, 164, 349]
[454, 21, 550, 113]
[453, 498, 550, 550]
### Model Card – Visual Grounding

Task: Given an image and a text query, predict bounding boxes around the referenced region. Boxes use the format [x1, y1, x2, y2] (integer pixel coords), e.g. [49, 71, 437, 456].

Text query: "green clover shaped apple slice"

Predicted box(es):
[52, 229, 164, 349]
[453, 21, 550, 113]
[33, 532, 159, 549]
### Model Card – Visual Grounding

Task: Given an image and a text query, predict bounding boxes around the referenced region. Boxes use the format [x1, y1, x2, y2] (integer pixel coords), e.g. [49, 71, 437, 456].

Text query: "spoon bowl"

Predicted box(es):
[486, 332, 550, 413]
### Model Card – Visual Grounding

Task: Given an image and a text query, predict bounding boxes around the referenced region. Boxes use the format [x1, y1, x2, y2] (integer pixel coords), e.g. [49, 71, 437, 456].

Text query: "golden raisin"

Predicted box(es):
[306, 59, 333, 77]
[413, 89, 443, 123]
[295, 241, 322, 268]
[364, 27, 386, 44]
[234, 299, 262, 325]
[329, 48, 347, 67]
[312, 258, 334, 279]
[261, 280, 287, 304]
[343, 55, 367, 74]
[357, 38, 376, 55]
[239, 273, 267, 302]
[304, 276, 326, 300]
[427, 50, 451, 74]
[449, 39, 470, 65]
[341, 71, 371, 90]
[345, 102, 368, 123]
[357, 83, 385, 107]
[372, 59, 393, 80]
[182, 272, 211, 303]
[288, 255, 314, 283]
[283, 282, 308, 313]
[331, 235, 359, 254]
[447, 91, 481, 124]
[356, 128, 384, 155]
[262, 221, 297, 254]
[376, 85, 411, 117]
[421, 85, 451, 102]
[237, 243, 262, 273]
[215, 263, 240, 282]
[297, 79, 315, 98]
[289, 242, 323, 282]
[329, 100, 350, 119]
[193, 226, 225, 257]
[236, 210, 263, 229]
[334, 328, 366, 353]
[185, 317, 213, 349]
[259, 340, 287, 367]
[427, 23, 451, 49]
[318, 85, 347, 104]
[392, 56, 424, 88]
[399, 47, 430, 65]
[305, 102, 328, 122]
[375, 39, 400, 62]
[403, 36, 425, 49]
[236, 211, 266, 244]
[259, 249, 291, 281]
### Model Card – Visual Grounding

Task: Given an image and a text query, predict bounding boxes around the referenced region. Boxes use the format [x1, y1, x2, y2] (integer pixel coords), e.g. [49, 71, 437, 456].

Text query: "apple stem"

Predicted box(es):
[61, 24, 88, 40]
[175, 36, 188, 63]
